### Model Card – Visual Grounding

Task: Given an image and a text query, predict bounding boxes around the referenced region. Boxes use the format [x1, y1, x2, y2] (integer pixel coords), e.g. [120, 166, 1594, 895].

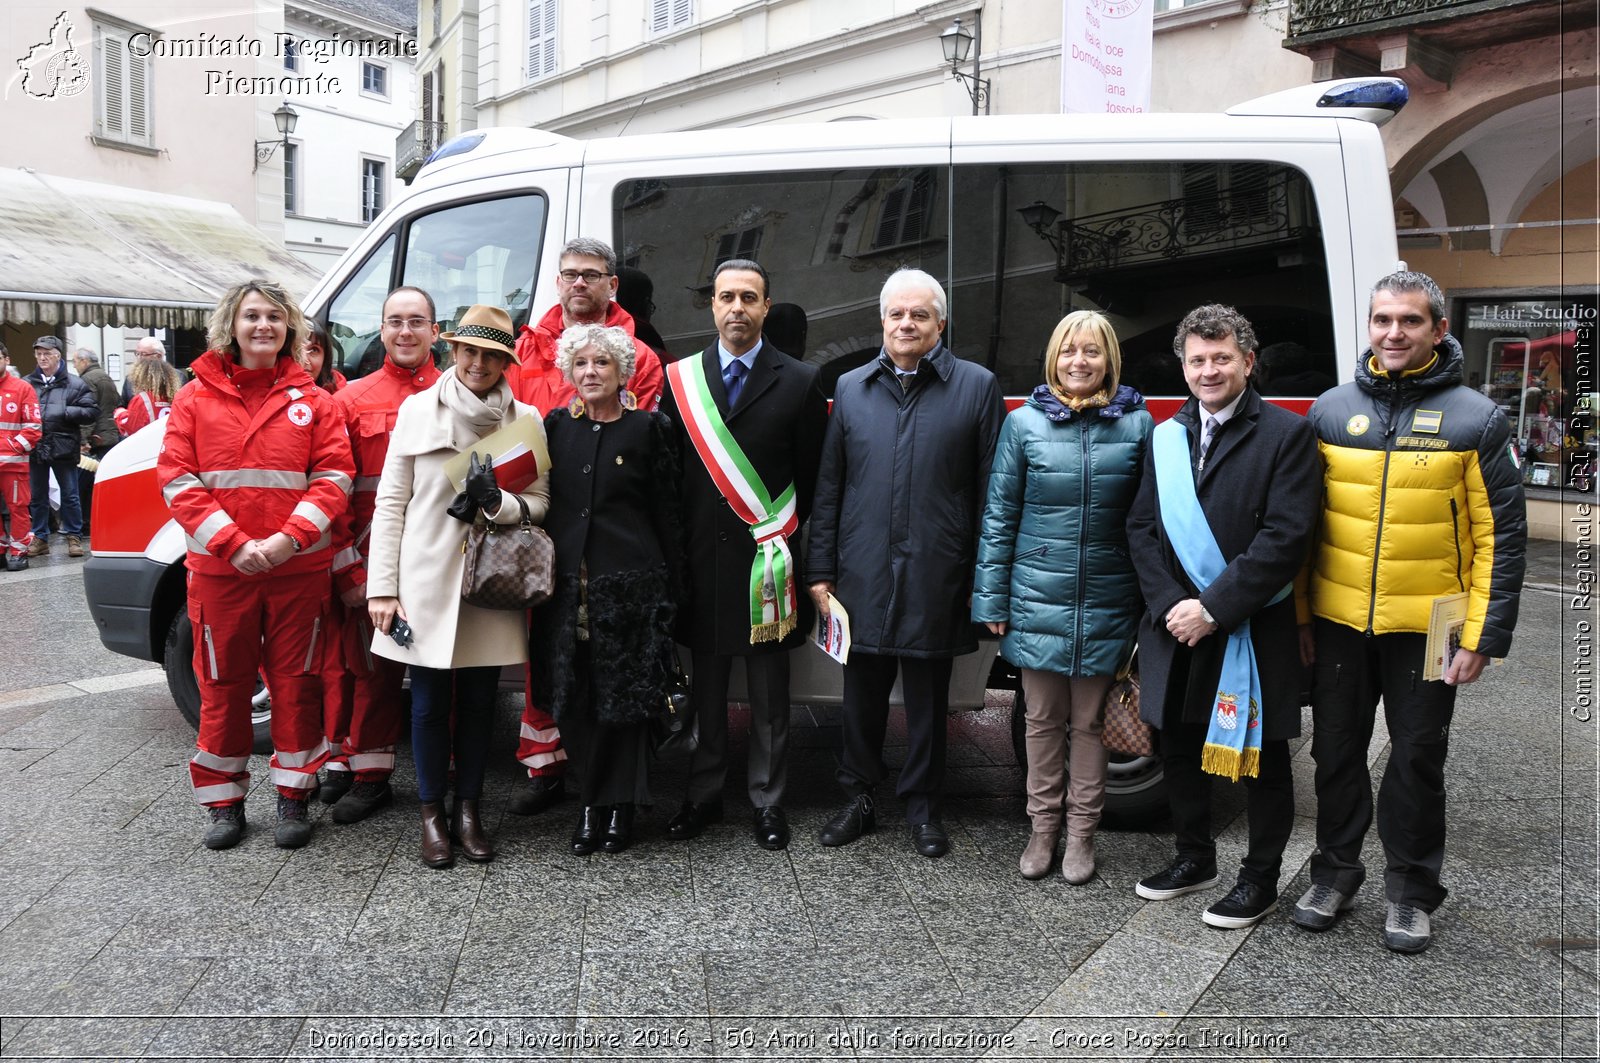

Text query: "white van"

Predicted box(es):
[83, 78, 1408, 825]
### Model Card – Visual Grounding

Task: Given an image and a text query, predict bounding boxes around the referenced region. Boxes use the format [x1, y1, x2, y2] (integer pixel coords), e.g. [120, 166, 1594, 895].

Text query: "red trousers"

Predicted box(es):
[187, 569, 330, 806]
[320, 589, 354, 775]
[336, 605, 407, 781]
[517, 611, 567, 776]
[0, 472, 31, 555]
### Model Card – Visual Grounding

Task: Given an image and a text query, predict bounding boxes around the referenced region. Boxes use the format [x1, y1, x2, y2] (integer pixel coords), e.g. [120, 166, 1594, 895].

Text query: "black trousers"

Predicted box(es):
[1308, 619, 1457, 911]
[837, 653, 953, 825]
[561, 643, 652, 808]
[684, 651, 790, 808]
[1163, 719, 1295, 890]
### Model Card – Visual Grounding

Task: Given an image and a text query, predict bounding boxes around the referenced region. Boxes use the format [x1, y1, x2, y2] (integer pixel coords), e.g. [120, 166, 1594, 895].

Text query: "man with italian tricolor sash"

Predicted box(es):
[658, 259, 827, 852]
[1126, 304, 1320, 931]
[1295, 271, 1526, 953]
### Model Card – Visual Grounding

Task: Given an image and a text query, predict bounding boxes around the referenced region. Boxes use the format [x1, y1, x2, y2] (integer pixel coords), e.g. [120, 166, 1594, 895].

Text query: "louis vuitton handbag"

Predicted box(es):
[1101, 645, 1153, 758]
[460, 497, 555, 610]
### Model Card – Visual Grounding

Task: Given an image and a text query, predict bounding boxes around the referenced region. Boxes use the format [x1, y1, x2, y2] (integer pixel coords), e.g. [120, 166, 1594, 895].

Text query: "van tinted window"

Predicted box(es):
[950, 161, 1336, 399]
[611, 161, 1336, 398]
[325, 233, 396, 378]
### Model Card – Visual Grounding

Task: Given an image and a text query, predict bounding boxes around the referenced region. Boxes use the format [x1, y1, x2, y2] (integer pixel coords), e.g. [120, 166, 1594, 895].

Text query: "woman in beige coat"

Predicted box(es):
[367, 305, 551, 868]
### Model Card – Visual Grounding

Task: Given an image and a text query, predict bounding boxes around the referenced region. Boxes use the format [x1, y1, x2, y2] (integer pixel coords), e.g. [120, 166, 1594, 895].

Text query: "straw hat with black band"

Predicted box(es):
[441, 305, 521, 363]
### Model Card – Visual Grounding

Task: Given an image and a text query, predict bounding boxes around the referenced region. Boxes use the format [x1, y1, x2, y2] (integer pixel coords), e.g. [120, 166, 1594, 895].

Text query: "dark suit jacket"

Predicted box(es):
[658, 338, 827, 656]
[1125, 388, 1320, 739]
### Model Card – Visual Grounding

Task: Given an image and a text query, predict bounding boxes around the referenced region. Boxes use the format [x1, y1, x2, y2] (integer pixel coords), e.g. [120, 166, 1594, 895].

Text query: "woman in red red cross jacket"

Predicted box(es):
[156, 279, 355, 853]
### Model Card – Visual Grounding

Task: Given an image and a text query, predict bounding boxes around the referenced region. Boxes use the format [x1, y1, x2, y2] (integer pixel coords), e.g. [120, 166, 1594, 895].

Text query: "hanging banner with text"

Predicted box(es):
[1061, 0, 1154, 113]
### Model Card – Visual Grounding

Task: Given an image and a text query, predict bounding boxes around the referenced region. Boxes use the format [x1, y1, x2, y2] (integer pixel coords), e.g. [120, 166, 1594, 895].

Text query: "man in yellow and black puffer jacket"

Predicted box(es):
[1293, 270, 1526, 954]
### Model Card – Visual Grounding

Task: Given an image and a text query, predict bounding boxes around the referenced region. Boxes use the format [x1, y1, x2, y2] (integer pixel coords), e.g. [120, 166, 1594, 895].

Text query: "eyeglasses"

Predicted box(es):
[382, 317, 433, 331]
[558, 270, 611, 284]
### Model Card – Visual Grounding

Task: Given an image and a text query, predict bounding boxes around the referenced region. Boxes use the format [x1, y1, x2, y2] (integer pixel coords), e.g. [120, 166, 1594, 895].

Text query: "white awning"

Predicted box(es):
[0, 168, 323, 331]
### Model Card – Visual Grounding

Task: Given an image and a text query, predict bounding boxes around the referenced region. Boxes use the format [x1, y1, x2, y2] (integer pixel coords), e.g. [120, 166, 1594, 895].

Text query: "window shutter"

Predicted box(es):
[527, 0, 557, 80]
[673, 0, 693, 27]
[100, 29, 125, 138]
[651, 0, 670, 33]
[421, 69, 434, 125]
[126, 47, 149, 142]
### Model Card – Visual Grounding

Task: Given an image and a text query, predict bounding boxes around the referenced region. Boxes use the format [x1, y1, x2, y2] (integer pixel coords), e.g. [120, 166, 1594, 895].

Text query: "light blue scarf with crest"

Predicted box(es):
[1151, 418, 1288, 780]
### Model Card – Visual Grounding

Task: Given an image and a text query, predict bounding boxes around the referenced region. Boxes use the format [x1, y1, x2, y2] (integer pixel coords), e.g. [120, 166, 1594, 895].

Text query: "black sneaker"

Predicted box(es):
[818, 795, 875, 847]
[331, 779, 393, 824]
[1135, 858, 1220, 901]
[319, 769, 353, 805]
[1202, 880, 1279, 929]
[275, 795, 312, 849]
[202, 803, 245, 850]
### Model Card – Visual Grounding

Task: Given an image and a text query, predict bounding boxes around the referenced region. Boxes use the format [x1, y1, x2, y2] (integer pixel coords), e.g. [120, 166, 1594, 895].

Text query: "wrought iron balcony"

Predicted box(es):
[1284, 0, 1581, 84]
[396, 119, 448, 183]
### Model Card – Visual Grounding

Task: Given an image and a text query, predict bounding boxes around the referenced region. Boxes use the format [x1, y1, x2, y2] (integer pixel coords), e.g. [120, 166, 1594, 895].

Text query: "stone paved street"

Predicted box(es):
[0, 537, 1593, 1061]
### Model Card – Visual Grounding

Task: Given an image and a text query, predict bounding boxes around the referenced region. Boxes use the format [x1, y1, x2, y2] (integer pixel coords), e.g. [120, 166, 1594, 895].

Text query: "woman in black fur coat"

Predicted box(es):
[529, 324, 684, 856]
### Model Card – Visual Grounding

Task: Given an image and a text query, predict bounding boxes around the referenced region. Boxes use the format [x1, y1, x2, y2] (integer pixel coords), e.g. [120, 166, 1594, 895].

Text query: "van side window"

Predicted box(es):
[950, 161, 1338, 399]
[611, 168, 945, 393]
[325, 233, 397, 379]
[402, 194, 547, 336]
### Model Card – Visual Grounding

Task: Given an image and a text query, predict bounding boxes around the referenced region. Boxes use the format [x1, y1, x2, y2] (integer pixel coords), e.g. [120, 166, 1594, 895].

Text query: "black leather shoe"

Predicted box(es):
[571, 806, 606, 856]
[818, 795, 875, 847]
[510, 775, 566, 816]
[753, 806, 789, 851]
[666, 800, 722, 841]
[911, 821, 949, 858]
[601, 804, 635, 854]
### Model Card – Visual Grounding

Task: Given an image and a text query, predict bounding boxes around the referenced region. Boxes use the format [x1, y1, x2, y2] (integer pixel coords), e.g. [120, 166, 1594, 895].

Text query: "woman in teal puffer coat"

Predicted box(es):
[973, 310, 1151, 885]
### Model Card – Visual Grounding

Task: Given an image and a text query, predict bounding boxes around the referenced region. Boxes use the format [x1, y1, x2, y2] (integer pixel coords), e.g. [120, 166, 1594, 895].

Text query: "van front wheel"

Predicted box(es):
[163, 612, 273, 754]
[1008, 684, 1169, 830]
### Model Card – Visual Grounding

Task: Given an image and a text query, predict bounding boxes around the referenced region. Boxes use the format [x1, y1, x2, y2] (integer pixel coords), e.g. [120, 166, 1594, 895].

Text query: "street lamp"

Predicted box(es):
[253, 103, 298, 171]
[1017, 200, 1064, 252]
[939, 16, 990, 115]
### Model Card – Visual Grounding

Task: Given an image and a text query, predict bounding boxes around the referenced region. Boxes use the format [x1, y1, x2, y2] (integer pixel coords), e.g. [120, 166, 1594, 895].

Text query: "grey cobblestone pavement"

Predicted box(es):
[0, 535, 1593, 1061]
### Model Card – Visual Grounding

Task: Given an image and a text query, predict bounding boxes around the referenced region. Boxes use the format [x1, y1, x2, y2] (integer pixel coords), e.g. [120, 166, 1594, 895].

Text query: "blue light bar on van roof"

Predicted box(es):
[1317, 79, 1409, 114]
[424, 133, 487, 168]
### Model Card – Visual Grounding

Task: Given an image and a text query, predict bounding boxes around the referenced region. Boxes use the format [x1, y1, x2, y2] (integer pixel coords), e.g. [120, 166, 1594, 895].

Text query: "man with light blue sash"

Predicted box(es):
[1126, 304, 1320, 929]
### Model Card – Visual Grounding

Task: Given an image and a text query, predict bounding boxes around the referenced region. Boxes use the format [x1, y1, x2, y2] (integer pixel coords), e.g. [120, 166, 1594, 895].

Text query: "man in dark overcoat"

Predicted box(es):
[807, 268, 1005, 859]
[658, 259, 827, 851]
[1125, 304, 1319, 929]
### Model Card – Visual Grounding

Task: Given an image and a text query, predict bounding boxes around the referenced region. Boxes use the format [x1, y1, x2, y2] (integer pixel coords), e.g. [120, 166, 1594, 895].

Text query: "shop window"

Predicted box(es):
[1458, 296, 1597, 489]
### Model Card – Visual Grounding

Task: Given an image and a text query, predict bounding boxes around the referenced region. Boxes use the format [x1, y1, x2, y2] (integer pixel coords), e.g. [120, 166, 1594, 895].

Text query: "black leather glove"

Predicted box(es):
[445, 490, 477, 524]
[465, 451, 500, 513]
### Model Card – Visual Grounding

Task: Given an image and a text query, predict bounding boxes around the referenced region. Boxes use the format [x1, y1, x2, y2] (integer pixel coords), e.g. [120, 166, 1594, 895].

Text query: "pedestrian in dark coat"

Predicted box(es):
[657, 260, 827, 853]
[73, 349, 121, 537]
[808, 268, 1005, 859]
[25, 337, 97, 555]
[1125, 304, 1319, 932]
[530, 324, 685, 856]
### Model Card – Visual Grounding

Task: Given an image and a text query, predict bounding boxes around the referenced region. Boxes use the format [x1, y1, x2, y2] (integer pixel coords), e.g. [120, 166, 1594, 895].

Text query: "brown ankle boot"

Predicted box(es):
[1061, 834, 1096, 885]
[419, 802, 454, 868]
[1019, 830, 1059, 880]
[451, 798, 494, 862]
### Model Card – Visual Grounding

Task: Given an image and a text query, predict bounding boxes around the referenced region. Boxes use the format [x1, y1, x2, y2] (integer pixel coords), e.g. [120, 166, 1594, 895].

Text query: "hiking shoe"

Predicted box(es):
[319, 769, 353, 805]
[26, 537, 47, 557]
[1292, 883, 1355, 931]
[1383, 902, 1432, 953]
[1202, 880, 1279, 929]
[66, 536, 84, 558]
[331, 779, 393, 824]
[202, 803, 245, 850]
[275, 795, 312, 849]
[1135, 858, 1219, 901]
